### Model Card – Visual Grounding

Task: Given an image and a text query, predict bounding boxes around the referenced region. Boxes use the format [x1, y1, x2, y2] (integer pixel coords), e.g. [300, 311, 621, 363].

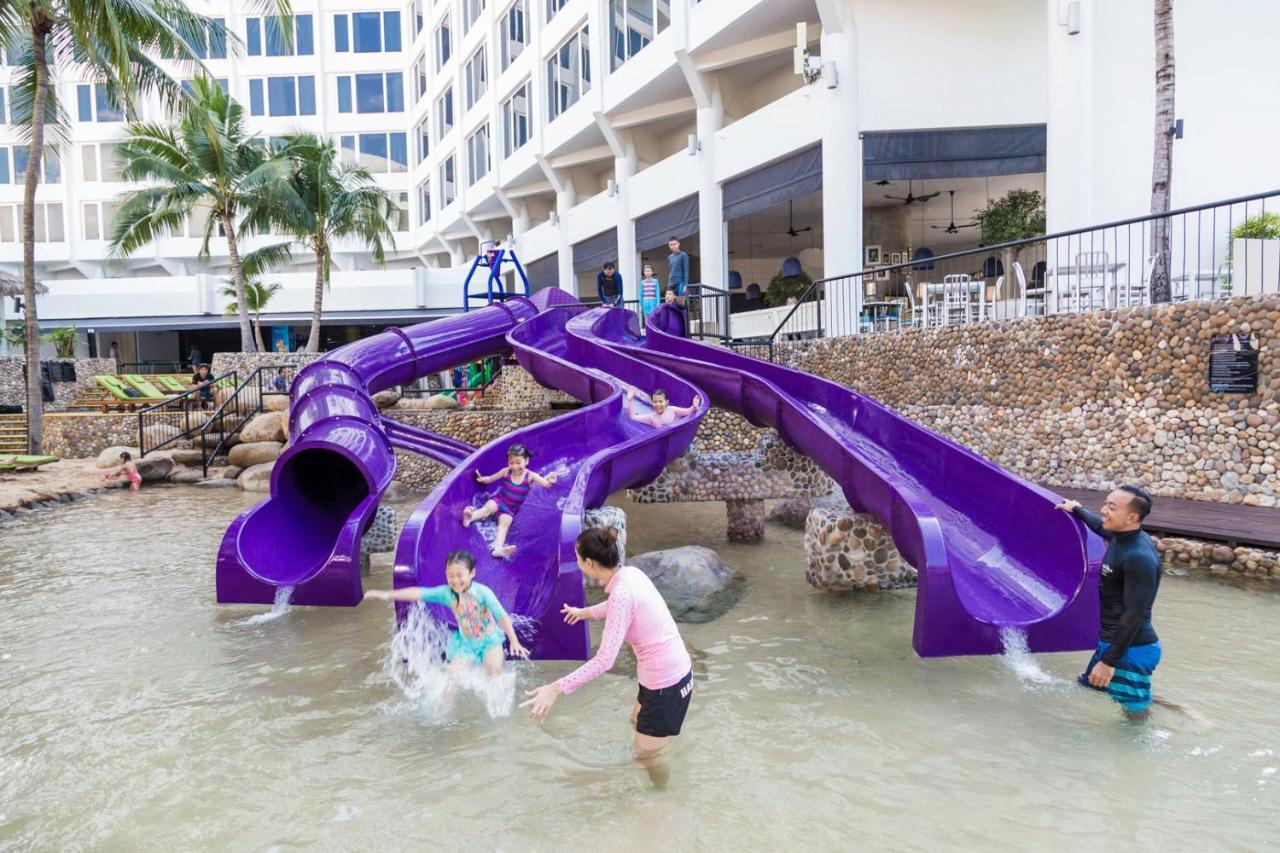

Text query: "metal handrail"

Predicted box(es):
[199, 364, 295, 475]
[137, 370, 238, 457]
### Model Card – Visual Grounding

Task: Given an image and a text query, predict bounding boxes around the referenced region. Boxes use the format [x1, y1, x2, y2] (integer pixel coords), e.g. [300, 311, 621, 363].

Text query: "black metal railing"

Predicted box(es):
[198, 364, 298, 475]
[399, 357, 504, 405]
[754, 188, 1280, 359]
[137, 370, 238, 457]
[118, 360, 186, 373]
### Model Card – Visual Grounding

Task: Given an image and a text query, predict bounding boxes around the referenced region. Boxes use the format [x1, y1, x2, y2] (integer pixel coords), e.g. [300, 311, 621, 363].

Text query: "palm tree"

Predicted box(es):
[271, 134, 396, 353]
[0, 1, 225, 454]
[221, 277, 282, 352]
[1149, 0, 1175, 303]
[111, 77, 297, 353]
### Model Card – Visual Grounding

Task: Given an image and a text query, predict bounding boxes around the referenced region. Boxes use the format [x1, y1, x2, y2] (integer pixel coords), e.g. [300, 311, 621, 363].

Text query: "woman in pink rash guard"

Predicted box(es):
[626, 386, 701, 428]
[522, 526, 693, 785]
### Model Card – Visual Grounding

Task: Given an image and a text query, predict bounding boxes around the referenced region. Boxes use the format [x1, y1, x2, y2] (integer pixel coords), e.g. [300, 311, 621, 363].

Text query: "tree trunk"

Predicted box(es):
[1149, 0, 1175, 304]
[222, 213, 256, 351]
[305, 242, 325, 353]
[21, 20, 51, 454]
[253, 313, 264, 352]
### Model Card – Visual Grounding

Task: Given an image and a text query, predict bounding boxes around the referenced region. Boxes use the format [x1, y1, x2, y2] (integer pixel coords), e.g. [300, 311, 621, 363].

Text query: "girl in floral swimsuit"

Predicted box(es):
[364, 550, 529, 676]
[463, 444, 558, 558]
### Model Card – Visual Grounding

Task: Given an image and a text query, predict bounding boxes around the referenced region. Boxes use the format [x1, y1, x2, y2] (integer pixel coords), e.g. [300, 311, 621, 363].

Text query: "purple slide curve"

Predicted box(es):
[392, 292, 707, 659]
[612, 304, 1104, 657]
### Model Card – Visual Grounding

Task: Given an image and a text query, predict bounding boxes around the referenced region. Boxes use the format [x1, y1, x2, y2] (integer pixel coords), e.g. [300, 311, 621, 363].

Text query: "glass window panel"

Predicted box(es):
[418, 180, 431, 225]
[0, 206, 13, 242]
[83, 203, 100, 240]
[296, 15, 313, 55]
[334, 14, 349, 51]
[81, 145, 97, 182]
[265, 16, 287, 56]
[0, 87, 6, 123]
[340, 134, 357, 164]
[13, 146, 27, 178]
[355, 73, 385, 113]
[46, 203, 63, 242]
[383, 12, 401, 51]
[249, 78, 265, 115]
[353, 12, 382, 53]
[359, 132, 389, 173]
[43, 149, 59, 183]
[297, 76, 316, 115]
[217, 78, 229, 93]
[102, 202, 118, 237]
[210, 17, 227, 59]
[0, 147, 8, 184]
[102, 144, 124, 181]
[386, 72, 404, 112]
[390, 132, 408, 172]
[247, 17, 262, 56]
[76, 85, 92, 121]
[267, 76, 297, 116]
[95, 85, 123, 122]
[336, 76, 352, 113]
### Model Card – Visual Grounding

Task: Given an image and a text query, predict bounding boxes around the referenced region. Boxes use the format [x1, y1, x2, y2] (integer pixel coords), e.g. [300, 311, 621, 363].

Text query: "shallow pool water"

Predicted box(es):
[1, 488, 1277, 850]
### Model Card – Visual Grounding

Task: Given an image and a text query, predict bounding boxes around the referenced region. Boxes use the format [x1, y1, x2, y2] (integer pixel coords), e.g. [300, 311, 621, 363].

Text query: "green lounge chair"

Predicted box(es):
[0, 453, 59, 470]
[95, 375, 149, 401]
[121, 374, 172, 399]
[155, 375, 187, 393]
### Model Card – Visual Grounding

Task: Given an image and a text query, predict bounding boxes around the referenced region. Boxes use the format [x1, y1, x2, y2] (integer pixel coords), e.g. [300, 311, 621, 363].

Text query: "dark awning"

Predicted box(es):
[635, 195, 698, 252]
[524, 253, 559, 292]
[723, 144, 822, 221]
[572, 228, 618, 273]
[863, 125, 1047, 181]
[38, 308, 464, 332]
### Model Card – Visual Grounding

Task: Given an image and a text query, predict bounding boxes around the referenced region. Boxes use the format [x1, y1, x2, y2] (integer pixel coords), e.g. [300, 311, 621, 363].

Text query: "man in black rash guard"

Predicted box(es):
[1056, 485, 1162, 718]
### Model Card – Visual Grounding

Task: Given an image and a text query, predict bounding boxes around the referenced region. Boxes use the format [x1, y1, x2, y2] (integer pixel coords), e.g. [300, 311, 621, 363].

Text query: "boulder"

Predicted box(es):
[96, 446, 142, 468]
[140, 423, 183, 447]
[581, 506, 628, 587]
[229, 441, 283, 468]
[768, 493, 849, 530]
[133, 454, 174, 483]
[263, 393, 290, 413]
[629, 546, 738, 623]
[240, 411, 286, 443]
[170, 448, 205, 466]
[169, 468, 206, 485]
[208, 465, 242, 480]
[393, 394, 459, 411]
[372, 389, 402, 409]
[237, 462, 275, 492]
[195, 477, 239, 488]
[383, 480, 415, 503]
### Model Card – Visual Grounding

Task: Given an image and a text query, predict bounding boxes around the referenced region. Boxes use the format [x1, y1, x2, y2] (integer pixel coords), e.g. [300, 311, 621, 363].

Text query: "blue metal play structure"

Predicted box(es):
[462, 246, 530, 311]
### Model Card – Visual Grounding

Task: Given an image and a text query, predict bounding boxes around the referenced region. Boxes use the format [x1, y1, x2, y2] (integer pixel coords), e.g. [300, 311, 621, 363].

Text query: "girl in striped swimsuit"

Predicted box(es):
[463, 444, 559, 558]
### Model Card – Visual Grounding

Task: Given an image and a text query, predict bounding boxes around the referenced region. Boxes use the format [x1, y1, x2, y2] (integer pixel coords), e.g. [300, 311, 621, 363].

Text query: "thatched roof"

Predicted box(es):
[0, 270, 47, 298]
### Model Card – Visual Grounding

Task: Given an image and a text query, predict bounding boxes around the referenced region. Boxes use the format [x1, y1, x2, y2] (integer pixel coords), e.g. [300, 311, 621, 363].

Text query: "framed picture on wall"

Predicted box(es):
[865, 245, 881, 264]
[890, 252, 904, 265]
[864, 274, 877, 297]
[876, 267, 890, 281]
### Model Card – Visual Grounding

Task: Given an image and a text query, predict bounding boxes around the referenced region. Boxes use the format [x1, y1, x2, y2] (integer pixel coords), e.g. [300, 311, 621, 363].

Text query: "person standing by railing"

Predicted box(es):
[666, 237, 689, 300]
[639, 263, 661, 321]
[597, 262, 624, 307]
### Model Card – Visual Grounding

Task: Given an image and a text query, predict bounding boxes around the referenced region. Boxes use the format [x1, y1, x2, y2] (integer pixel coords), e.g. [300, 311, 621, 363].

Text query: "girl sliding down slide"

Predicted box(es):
[464, 444, 558, 558]
[364, 549, 529, 677]
[626, 387, 701, 429]
[522, 526, 693, 787]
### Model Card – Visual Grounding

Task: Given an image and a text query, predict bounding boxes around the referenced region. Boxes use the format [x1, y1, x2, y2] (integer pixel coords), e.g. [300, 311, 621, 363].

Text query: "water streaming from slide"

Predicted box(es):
[238, 585, 295, 626]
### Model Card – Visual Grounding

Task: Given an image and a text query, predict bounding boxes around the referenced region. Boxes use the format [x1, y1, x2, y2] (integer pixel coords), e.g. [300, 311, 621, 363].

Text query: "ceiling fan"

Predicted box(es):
[930, 190, 978, 234]
[884, 180, 941, 206]
[764, 200, 813, 237]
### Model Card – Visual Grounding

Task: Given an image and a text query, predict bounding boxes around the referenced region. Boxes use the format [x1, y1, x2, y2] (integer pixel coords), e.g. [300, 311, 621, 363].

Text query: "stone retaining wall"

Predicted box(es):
[773, 295, 1279, 506]
[210, 351, 322, 378]
[43, 413, 147, 458]
[388, 407, 560, 490]
[629, 437, 832, 503]
[485, 364, 575, 410]
[1, 357, 117, 411]
[1152, 535, 1278, 579]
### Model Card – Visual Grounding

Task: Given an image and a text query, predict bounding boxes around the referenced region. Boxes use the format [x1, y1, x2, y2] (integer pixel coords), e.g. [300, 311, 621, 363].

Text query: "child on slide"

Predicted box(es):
[464, 444, 558, 558]
[102, 451, 142, 491]
[364, 549, 529, 676]
[626, 387, 701, 429]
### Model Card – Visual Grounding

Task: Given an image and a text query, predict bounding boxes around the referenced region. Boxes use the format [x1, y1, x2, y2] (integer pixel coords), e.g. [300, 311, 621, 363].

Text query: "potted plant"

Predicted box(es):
[1229, 212, 1280, 295]
[46, 327, 78, 358]
[763, 269, 813, 307]
[973, 189, 1046, 304]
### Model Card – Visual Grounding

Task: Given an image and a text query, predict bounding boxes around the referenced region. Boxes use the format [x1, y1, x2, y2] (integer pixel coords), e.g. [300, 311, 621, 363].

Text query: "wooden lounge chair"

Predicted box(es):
[121, 374, 175, 399]
[94, 375, 165, 411]
[155, 375, 187, 393]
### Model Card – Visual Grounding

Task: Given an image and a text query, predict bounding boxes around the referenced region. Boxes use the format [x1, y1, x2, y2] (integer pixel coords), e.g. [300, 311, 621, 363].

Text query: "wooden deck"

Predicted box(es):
[1049, 486, 1280, 550]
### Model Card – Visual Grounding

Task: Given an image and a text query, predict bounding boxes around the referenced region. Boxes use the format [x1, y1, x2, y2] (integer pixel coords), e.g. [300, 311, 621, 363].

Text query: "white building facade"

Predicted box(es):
[2, 0, 1278, 358]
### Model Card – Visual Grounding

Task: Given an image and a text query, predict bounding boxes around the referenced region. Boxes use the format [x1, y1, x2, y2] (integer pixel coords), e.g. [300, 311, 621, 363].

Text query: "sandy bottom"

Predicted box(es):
[0, 457, 121, 512]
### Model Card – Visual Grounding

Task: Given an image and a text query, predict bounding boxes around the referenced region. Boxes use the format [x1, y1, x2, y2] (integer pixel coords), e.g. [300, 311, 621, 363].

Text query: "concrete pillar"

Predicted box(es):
[818, 22, 863, 336]
[726, 498, 765, 543]
[556, 180, 577, 295]
[615, 140, 639, 302]
[696, 84, 727, 332]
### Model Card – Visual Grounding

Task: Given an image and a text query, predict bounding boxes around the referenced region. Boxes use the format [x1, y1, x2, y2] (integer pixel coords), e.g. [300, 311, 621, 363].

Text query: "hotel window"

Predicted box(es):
[547, 24, 589, 121]
[392, 191, 410, 232]
[334, 11, 401, 53]
[181, 78, 229, 97]
[336, 72, 405, 114]
[464, 47, 487, 111]
[81, 201, 121, 241]
[435, 14, 452, 70]
[462, 0, 485, 34]
[76, 83, 123, 122]
[546, 0, 569, 23]
[0, 203, 64, 243]
[416, 118, 431, 164]
[414, 54, 428, 104]
[440, 154, 456, 206]
[435, 87, 454, 140]
[467, 123, 490, 184]
[80, 143, 126, 183]
[609, 0, 669, 70]
[417, 179, 432, 225]
[337, 132, 408, 174]
[249, 76, 317, 117]
[247, 15, 314, 56]
[187, 16, 227, 59]
[500, 1, 528, 71]
[501, 82, 530, 157]
[413, 0, 425, 34]
[10, 146, 60, 183]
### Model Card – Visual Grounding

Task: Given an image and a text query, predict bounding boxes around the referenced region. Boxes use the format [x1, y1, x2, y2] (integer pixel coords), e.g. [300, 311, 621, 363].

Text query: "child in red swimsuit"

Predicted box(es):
[463, 444, 558, 558]
[103, 451, 142, 491]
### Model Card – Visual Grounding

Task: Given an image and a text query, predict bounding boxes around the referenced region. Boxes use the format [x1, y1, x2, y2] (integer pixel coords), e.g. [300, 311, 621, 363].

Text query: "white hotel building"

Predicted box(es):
[1, 0, 1278, 364]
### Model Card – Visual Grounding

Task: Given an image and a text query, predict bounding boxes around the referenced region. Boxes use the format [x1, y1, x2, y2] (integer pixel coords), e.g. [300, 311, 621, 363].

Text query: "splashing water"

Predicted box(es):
[998, 626, 1063, 686]
[238, 586, 295, 626]
[382, 604, 517, 721]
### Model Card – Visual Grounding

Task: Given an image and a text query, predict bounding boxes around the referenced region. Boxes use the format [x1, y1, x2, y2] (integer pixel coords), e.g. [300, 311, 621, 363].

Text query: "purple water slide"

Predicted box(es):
[392, 295, 707, 659]
[216, 299, 538, 607]
[608, 305, 1104, 657]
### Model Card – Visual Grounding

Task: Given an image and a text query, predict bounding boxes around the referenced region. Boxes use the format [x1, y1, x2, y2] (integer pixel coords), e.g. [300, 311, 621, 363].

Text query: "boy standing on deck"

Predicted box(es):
[666, 237, 689, 299]
[1055, 485, 1162, 718]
